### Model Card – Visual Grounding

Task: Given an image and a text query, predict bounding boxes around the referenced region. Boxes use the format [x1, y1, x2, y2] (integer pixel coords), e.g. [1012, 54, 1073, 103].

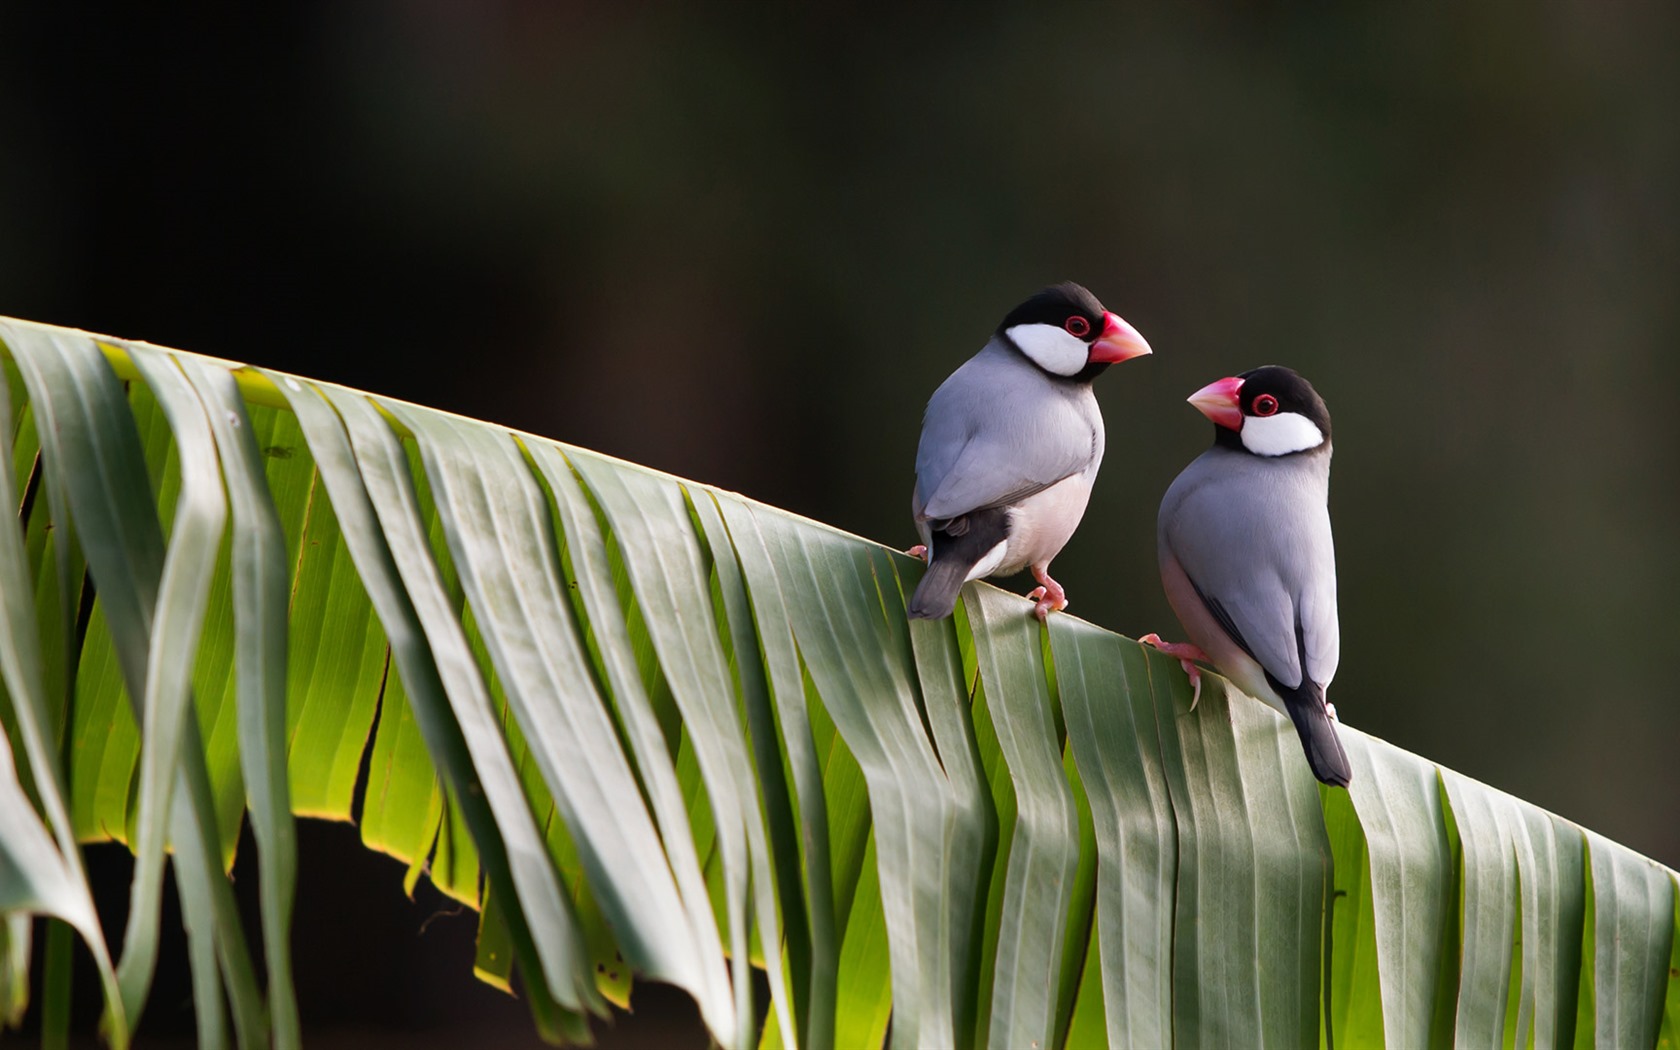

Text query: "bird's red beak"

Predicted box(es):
[1188, 376, 1244, 430]
[1088, 311, 1153, 364]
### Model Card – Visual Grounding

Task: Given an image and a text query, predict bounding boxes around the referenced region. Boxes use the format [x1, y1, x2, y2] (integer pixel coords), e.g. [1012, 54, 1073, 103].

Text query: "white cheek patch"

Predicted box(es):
[1005, 323, 1088, 376]
[1240, 411, 1325, 456]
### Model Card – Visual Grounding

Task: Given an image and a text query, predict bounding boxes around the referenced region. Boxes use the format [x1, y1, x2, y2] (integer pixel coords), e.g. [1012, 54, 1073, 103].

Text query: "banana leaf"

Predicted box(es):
[0, 317, 1674, 1049]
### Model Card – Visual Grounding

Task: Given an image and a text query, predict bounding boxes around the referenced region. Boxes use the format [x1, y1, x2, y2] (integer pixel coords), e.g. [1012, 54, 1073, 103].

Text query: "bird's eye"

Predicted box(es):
[1252, 394, 1279, 416]
[1063, 315, 1091, 338]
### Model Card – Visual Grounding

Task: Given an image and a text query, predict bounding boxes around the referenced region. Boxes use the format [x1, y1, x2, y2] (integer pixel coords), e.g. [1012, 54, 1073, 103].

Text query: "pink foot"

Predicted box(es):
[1139, 633, 1209, 710]
[905, 544, 928, 562]
[1025, 565, 1068, 621]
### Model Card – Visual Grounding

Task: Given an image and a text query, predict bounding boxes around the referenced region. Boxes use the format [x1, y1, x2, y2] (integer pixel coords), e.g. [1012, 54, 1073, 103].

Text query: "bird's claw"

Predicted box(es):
[1025, 567, 1068, 621]
[905, 544, 929, 562]
[1025, 586, 1068, 621]
[1139, 632, 1207, 710]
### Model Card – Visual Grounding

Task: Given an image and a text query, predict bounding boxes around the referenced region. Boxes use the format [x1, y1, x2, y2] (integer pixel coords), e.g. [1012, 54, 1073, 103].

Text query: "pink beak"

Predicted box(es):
[1088, 311, 1153, 364]
[1188, 375, 1244, 430]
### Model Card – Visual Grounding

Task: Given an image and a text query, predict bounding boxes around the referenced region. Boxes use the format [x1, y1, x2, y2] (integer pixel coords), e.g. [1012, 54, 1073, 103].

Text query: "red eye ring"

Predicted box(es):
[1064, 315, 1091, 338]
[1252, 394, 1279, 417]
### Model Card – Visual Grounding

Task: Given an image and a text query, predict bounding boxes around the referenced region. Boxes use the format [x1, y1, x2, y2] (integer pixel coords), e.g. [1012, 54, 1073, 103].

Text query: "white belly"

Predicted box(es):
[996, 472, 1094, 576]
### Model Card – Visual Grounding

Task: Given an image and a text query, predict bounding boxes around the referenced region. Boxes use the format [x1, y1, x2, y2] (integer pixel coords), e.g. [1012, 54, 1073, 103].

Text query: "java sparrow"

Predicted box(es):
[907, 283, 1152, 621]
[1144, 366, 1351, 786]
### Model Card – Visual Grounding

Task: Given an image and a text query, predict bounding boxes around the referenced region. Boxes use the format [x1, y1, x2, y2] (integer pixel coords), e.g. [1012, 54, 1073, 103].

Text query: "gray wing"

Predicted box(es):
[915, 345, 1101, 522]
[1159, 449, 1339, 689]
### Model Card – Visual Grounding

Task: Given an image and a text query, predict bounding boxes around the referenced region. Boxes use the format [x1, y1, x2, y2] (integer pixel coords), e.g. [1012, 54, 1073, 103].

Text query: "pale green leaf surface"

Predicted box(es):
[1582, 826, 1675, 1049]
[1341, 727, 1456, 1049]
[273, 375, 595, 1020]
[1441, 768, 1520, 1046]
[475, 888, 516, 993]
[1151, 658, 1327, 1048]
[722, 499, 970, 1050]
[868, 552, 992, 1049]
[1656, 875, 1680, 1050]
[14, 402, 82, 760]
[1224, 677, 1331, 1047]
[568, 449, 785, 1049]
[806, 674, 871, 941]
[388, 403, 715, 1017]
[1, 323, 1678, 1050]
[1502, 795, 1577, 1049]
[0, 335, 122, 1039]
[1321, 785, 1384, 1050]
[965, 628, 1016, 1050]
[904, 609, 993, 1047]
[116, 348, 229, 1016]
[359, 659, 443, 882]
[531, 443, 735, 1038]
[712, 491, 840, 1050]
[0, 732, 92, 932]
[7, 399, 75, 757]
[124, 383, 244, 864]
[188, 529, 248, 859]
[432, 787, 483, 905]
[67, 608, 139, 846]
[121, 346, 268, 1041]
[5, 329, 258, 1037]
[833, 832, 891, 1050]
[180, 358, 301, 1049]
[1062, 921, 1106, 1050]
[691, 490, 802, 1042]
[1540, 813, 1586, 1050]
[965, 585, 1078, 1050]
[280, 473, 390, 821]
[1052, 741, 1098, 1049]
[292, 379, 599, 1013]
[1049, 619, 1174, 1050]
[1156, 663, 1267, 1049]
[170, 814, 229, 1050]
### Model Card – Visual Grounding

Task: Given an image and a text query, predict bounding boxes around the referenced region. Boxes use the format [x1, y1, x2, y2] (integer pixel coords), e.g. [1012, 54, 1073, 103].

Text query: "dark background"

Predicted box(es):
[3, 4, 1677, 1045]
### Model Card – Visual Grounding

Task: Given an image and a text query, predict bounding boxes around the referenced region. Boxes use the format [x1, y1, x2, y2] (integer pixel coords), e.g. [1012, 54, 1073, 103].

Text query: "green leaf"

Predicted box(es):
[283, 376, 601, 1015]
[966, 586, 1080, 1050]
[121, 345, 259, 1047]
[567, 449, 792, 1048]
[179, 358, 302, 1049]
[1050, 619, 1174, 1049]
[1319, 777, 1384, 1048]
[1656, 875, 1680, 1050]
[720, 500, 983, 1049]
[0, 317, 1673, 1050]
[1580, 827, 1675, 1048]
[1340, 728, 1456, 1048]
[530, 442, 735, 1030]
[387, 402, 718, 1022]
[1153, 659, 1329, 1048]
[0, 334, 124, 1044]
[711, 491, 841, 1050]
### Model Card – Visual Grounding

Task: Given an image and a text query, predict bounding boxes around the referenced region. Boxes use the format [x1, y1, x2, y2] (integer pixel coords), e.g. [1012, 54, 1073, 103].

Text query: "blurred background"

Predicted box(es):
[3, 3, 1677, 1045]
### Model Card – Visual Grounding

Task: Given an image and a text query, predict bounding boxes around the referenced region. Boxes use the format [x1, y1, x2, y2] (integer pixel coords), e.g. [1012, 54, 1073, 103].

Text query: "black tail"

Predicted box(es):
[907, 558, 970, 620]
[906, 507, 1010, 620]
[1281, 690, 1352, 787]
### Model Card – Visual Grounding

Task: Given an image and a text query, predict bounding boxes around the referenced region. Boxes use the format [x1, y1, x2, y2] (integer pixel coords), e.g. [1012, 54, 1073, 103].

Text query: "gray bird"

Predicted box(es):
[1144, 365, 1351, 786]
[907, 283, 1152, 621]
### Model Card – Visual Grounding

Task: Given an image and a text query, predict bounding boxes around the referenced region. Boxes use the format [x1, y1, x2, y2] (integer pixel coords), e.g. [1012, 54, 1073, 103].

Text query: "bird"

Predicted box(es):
[906, 282, 1152, 621]
[1143, 365, 1351, 786]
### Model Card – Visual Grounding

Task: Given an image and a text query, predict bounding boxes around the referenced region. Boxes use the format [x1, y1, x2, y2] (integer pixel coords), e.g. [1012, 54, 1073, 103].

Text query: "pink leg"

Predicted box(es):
[905, 544, 928, 562]
[1138, 632, 1209, 709]
[1024, 564, 1068, 621]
